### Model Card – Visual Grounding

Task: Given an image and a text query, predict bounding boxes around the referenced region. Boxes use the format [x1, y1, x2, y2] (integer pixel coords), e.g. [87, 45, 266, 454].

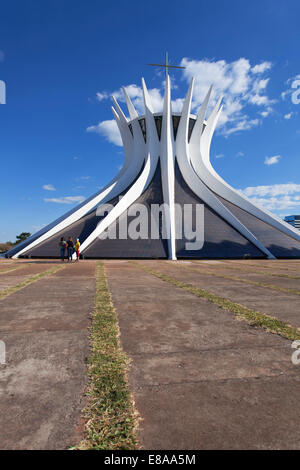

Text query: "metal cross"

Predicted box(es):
[148, 52, 185, 77]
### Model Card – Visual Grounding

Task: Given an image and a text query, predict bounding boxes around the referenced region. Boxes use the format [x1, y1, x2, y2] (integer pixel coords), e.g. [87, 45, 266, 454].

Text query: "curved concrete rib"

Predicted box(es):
[122, 86, 139, 121]
[161, 74, 177, 260]
[110, 101, 133, 172]
[189, 85, 212, 155]
[10, 72, 297, 261]
[11, 98, 145, 259]
[176, 80, 275, 259]
[78, 78, 160, 256]
[190, 95, 300, 242]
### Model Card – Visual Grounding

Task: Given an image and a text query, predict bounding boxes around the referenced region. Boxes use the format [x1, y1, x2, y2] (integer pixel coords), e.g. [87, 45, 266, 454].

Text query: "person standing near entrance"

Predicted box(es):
[59, 237, 67, 262]
[67, 236, 74, 262]
[74, 238, 80, 261]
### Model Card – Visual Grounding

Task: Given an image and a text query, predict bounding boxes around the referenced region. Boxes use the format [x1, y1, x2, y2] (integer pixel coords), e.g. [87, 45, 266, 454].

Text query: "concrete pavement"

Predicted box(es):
[1, 258, 300, 449]
[103, 259, 300, 450]
[0, 260, 96, 449]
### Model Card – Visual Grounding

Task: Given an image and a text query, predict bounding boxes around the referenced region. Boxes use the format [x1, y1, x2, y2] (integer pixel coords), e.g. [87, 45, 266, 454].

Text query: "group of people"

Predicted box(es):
[59, 236, 80, 262]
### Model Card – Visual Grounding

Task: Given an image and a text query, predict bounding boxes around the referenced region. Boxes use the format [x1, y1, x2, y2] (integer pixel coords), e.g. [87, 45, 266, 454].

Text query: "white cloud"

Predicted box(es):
[243, 195, 300, 211]
[284, 112, 293, 119]
[42, 184, 56, 191]
[239, 183, 300, 212]
[259, 108, 272, 118]
[112, 84, 164, 114]
[96, 91, 109, 101]
[180, 57, 273, 136]
[171, 97, 185, 113]
[44, 196, 85, 204]
[236, 151, 244, 157]
[181, 57, 249, 100]
[87, 120, 122, 146]
[248, 94, 270, 105]
[241, 183, 300, 197]
[223, 118, 260, 136]
[215, 153, 224, 158]
[264, 155, 281, 165]
[253, 78, 270, 92]
[91, 56, 275, 144]
[251, 62, 272, 74]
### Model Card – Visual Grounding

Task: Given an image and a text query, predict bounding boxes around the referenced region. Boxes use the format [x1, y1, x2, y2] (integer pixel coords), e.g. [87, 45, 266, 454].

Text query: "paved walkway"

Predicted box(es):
[1, 258, 300, 450]
[137, 260, 300, 327]
[0, 260, 96, 450]
[0, 262, 57, 293]
[103, 260, 300, 450]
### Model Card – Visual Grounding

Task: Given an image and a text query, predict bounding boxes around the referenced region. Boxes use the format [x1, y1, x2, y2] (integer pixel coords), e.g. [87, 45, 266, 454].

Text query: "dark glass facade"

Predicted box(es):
[285, 215, 300, 231]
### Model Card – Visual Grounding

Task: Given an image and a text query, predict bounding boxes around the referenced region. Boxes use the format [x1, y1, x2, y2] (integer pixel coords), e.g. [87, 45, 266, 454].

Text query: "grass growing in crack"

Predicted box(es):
[131, 262, 300, 342]
[181, 264, 300, 297]
[76, 262, 138, 450]
[0, 266, 23, 275]
[0, 265, 65, 300]
[199, 261, 300, 281]
[222, 260, 300, 274]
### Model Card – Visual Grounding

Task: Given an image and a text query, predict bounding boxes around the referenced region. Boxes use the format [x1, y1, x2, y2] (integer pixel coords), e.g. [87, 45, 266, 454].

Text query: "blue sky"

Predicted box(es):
[1, 0, 300, 242]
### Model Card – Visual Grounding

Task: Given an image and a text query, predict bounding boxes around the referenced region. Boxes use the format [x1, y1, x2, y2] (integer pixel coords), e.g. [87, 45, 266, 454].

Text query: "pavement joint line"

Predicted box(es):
[178, 263, 300, 297]
[0, 266, 24, 275]
[0, 325, 88, 334]
[130, 261, 300, 342]
[132, 372, 296, 389]
[221, 260, 300, 274]
[193, 261, 300, 280]
[75, 261, 139, 450]
[130, 344, 290, 358]
[132, 373, 299, 391]
[0, 265, 66, 301]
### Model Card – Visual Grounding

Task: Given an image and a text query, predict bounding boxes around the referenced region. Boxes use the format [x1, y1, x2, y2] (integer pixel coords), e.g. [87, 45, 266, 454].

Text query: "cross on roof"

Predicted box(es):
[148, 52, 185, 77]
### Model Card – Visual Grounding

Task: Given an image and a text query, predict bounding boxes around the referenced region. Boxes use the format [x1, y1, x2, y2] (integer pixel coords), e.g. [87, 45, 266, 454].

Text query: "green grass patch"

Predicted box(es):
[76, 262, 138, 450]
[132, 261, 300, 342]
[0, 265, 65, 300]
